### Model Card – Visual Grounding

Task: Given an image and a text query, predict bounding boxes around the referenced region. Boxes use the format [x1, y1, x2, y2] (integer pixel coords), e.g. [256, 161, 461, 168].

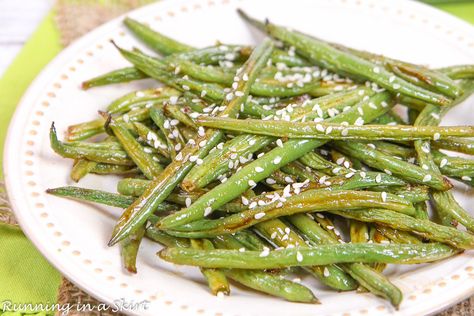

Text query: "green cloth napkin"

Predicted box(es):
[0, 224, 61, 314]
[0, 11, 62, 314]
[0, 3, 472, 313]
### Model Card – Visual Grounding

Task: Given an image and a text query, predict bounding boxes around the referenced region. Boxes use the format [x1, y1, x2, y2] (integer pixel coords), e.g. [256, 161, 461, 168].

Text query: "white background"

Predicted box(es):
[0, 0, 54, 77]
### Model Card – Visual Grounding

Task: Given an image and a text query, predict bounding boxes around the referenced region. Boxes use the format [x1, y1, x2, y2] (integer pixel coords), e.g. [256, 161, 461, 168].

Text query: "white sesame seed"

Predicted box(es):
[196, 158, 203, 165]
[433, 133, 440, 141]
[174, 143, 182, 151]
[254, 212, 266, 220]
[341, 128, 349, 136]
[384, 169, 392, 175]
[249, 201, 257, 209]
[259, 247, 270, 257]
[360, 171, 367, 178]
[316, 124, 325, 132]
[375, 174, 382, 183]
[354, 117, 365, 126]
[170, 119, 179, 126]
[175, 152, 183, 161]
[255, 166, 264, 173]
[235, 91, 244, 97]
[248, 180, 256, 187]
[204, 207, 212, 216]
[199, 140, 207, 147]
[345, 172, 355, 178]
[431, 113, 440, 120]
[325, 126, 333, 135]
[393, 83, 401, 90]
[243, 73, 249, 81]
[239, 247, 246, 252]
[296, 251, 303, 262]
[336, 157, 345, 165]
[389, 76, 396, 83]
[266, 178, 276, 185]
[381, 192, 387, 202]
[323, 267, 330, 277]
[422, 143, 431, 153]
[440, 158, 448, 168]
[423, 174, 432, 182]
[462, 176, 472, 181]
[169, 96, 179, 105]
[198, 127, 205, 137]
[373, 67, 380, 74]
[344, 161, 351, 169]
[276, 139, 284, 147]
[422, 164, 429, 170]
[189, 155, 198, 162]
[182, 85, 190, 91]
[185, 197, 192, 208]
[381, 101, 388, 108]
[271, 232, 278, 239]
[285, 176, 294, 183]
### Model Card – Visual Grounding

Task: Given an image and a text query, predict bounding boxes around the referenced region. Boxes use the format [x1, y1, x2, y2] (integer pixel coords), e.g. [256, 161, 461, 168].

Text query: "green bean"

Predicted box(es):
[184, 88, 369, 191]
[308, 82, 356, 97]
[108, 39, 275, 245]
[371, 111, 407, 126]
[280, 161, 322, 183]
[158, 92, 394, 229]
[46, 186, 179, 212]
[433, 137, 474, 155]
[164, 190, 415, 237]
[146, 226, 190, 248]
[107, 87, 179, 114]
[433, 151, 474, 179]
[82, 67, 149, 90]
[121, 225, 145, 273]
[261, 19, 452, 106]
[108, 119, 163, 179]
[331, 45, 463, 99]
[414, 80, 474, 231]
[367, 141, 415, 160]
[350, 220, 369, 243]
[288, 214, 402, 308]
[133, 122, 170, 158]
[158, 243, 457, 269]
[223, 269, 318, 303]
[50, 123, 135, 166]
[371, 185, 430, 203]
[331, 208, 474, 249]
[66, 106, 152, 141]
[164, 104, 197, 129]
[170, 59, 318, 97]
[124, 18, 193, 56]
[90, 163, 139, 175]
[190, 239, 230, 296]
[149, 108, 180, 158]
[197, 117, 474, 140]
[334, 141, 451, 190]
[256, 219, 358, 291]
[438, 64, 474, 80]
[375, 226, 422, 244]
[182, 134, 273, 191]
[70, 159, 97, 182]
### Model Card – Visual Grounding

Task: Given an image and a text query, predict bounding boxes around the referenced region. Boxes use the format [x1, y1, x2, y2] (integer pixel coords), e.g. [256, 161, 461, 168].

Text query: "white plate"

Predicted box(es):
[4, 0, 474, 315]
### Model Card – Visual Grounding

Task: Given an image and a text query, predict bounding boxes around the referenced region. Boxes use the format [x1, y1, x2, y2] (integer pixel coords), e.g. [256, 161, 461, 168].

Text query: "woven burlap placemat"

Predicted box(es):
[0, 1, 471, 314]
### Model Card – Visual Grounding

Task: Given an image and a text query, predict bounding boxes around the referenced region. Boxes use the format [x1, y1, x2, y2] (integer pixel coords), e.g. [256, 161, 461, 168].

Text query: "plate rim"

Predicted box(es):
[3, 0, 474, 315]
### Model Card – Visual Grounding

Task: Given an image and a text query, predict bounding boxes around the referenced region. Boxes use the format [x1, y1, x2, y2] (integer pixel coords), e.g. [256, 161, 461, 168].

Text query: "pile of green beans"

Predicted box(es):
[46, 11, 474, 308]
